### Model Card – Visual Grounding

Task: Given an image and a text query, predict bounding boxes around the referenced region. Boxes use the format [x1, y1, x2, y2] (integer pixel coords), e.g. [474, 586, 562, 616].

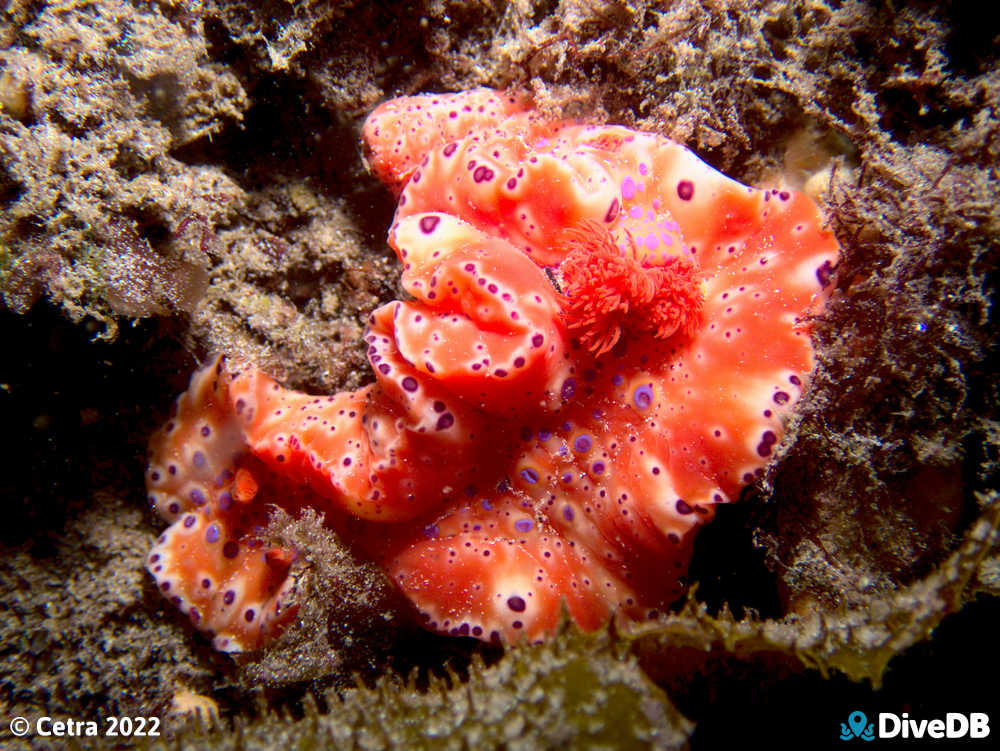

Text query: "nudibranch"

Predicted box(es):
[144, 89, 839, 651]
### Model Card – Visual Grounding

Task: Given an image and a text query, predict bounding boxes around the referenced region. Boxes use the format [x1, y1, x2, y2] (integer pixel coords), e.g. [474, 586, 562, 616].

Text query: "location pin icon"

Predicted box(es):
[848, 711, 867, 738]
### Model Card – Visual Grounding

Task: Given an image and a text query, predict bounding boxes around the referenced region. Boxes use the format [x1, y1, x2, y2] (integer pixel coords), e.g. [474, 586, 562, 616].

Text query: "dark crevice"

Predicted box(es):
[684, 596, 1000, 749]
[688, 496, 783, 621]
[0, 166, 26, 207]
[169, 69, 396, 247]
[945, 0, 1000, 76]
[0, 304, 194, 546]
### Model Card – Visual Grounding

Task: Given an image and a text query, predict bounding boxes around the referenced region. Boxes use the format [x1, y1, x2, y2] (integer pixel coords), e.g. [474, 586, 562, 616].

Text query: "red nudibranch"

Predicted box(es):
[144, 89, 839, 652]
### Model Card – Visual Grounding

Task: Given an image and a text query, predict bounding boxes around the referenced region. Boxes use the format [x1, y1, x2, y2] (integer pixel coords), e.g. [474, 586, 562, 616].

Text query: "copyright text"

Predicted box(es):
[8, 715, 161, 738]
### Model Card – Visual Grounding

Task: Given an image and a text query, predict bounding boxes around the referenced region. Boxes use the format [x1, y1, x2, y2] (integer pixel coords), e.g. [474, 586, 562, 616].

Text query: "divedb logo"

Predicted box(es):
[840, 710, 991, 741]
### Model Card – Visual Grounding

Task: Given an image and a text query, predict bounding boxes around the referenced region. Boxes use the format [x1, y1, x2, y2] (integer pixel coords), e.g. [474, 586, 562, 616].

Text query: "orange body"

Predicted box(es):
[145, 89, 839, 650]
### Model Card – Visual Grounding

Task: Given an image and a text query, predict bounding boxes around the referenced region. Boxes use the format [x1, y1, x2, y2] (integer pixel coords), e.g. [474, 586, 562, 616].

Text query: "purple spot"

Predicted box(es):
[561, 378, 577, 400]
[633, 385, 654, 410]
[563, 505, 575, 522]
[420, 215, 440, 233]
[200, 425, 211, 437]
[424, 523, 439, 539]
[473, 165, 495, 183]
[592, 461, 606, 475]
[217, 492, 232, 510]
[482, 498, 493, 510]
[244, 609, 255, 622]
[779, 190, 790, 201]
[531, 333, 544, 347]
[205, 524, 220, 543]
[507, 595, 526, 612]
[538, 429, 552, 441]
[514, 356, 526, 368]
[343, 457, 352, 466]
[773, 391, 790, 405]
[189, 488, 206, 506]
[160, 581, 170, 592]
[223, 541, 239, 559]
[605, 198, 620, 223]
[201, 578, 210, 589]
[514, 519, 533, 533]
[561, 473, 572, 484]
[512, 620, 523, 629]
[520, 468, 539, 484]
[183, 514, 196, 528]
[436, 413, 455, 430]
[789, 374, 802, 386]
[433, 400, 446, 413]
[573, 435, 593, 453]
[402, 376, 419, 392]
[507, 177, 517, 189]
[167, 502, 180, 515]
[756, 430, 778, 457]
[192, 451, 206, 468]
[150, 471, 161, 482]
[223, 590, 235, 605]
[677, 180, 694, 201]
[215, 469, 233, 487]
[622, 176, 637, 200]
[378, 363, 391, 375]
[150, 553, 160, 563]
[612, 374, 624, 386]
[676, 499, 694, 514]
[443, 142, 458, 156]
[816, 259, 834, 287]
[495, 368, 508, 378]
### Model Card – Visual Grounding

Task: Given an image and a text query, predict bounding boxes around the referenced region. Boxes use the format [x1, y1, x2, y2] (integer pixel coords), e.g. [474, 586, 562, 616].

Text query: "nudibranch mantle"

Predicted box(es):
[144, 89, 839, 651]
